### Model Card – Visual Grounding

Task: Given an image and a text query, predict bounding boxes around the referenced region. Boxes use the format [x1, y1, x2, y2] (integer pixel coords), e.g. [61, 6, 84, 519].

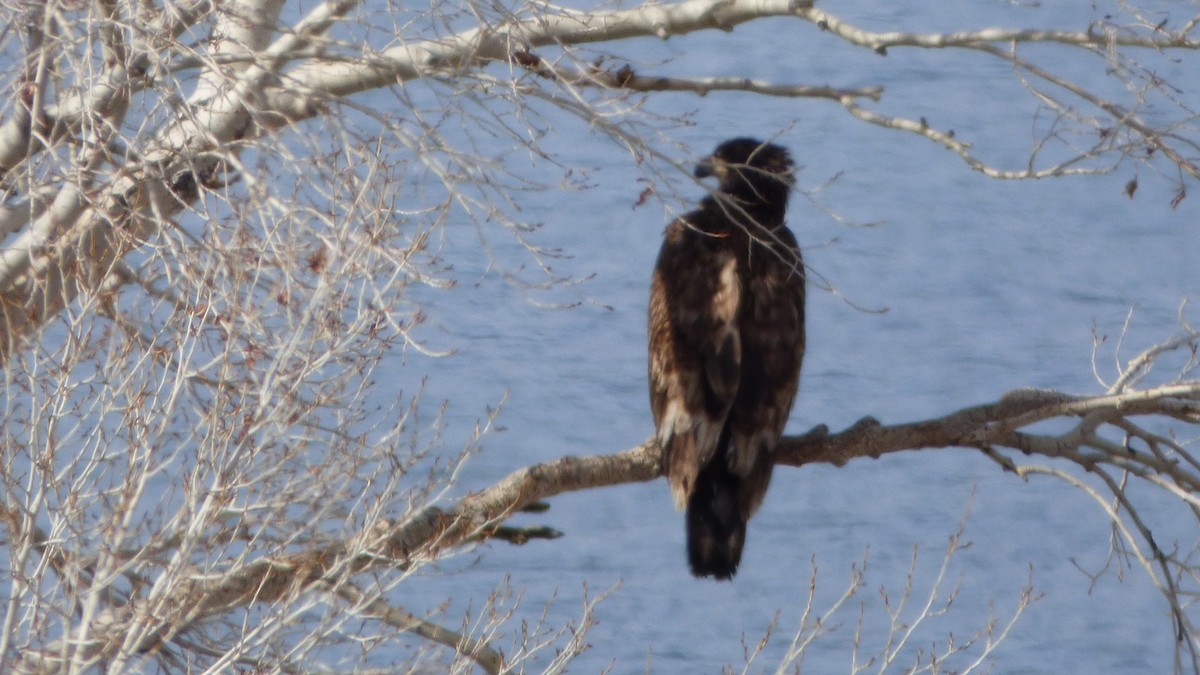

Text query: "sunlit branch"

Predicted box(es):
[795, 5, 1200, 52]
[266, 0, 1200, 123]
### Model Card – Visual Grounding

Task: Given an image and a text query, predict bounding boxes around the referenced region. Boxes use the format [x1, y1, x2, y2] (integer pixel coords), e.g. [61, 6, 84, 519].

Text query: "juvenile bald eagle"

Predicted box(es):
[648, 138, 805, 579]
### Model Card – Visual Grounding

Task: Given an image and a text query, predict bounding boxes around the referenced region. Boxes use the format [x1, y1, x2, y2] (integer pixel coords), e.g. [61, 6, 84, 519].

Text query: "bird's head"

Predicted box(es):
[695, 137, 795, 214]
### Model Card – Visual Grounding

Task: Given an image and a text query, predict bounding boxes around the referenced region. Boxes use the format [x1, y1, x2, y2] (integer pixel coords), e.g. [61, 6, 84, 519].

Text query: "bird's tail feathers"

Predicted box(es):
[686, 454, 746, 580]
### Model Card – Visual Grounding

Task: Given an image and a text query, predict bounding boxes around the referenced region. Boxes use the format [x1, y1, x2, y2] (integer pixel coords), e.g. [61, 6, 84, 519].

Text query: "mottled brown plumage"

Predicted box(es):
[648, 138, 805, 579]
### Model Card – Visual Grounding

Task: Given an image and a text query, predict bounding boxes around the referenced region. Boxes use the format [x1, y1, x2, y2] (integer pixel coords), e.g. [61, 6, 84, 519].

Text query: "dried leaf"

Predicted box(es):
[1171, 186, 1187, 209]
[633, 186, 655, 209]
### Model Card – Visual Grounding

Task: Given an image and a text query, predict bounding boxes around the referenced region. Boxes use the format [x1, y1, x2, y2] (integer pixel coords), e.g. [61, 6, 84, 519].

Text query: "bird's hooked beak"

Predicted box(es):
[694, 155, 727, 180]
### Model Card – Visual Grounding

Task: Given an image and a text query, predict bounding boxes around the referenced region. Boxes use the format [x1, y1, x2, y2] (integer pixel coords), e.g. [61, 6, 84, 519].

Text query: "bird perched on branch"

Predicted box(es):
[648, 138, 806, 579]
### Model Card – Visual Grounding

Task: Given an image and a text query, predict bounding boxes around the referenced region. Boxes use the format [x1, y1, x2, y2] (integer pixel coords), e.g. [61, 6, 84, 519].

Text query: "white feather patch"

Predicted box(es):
[713, 257, 740, 324]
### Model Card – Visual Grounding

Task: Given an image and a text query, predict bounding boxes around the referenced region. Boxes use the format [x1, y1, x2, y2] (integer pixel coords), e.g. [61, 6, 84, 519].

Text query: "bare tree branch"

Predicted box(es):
[12, 353, 1198, 668]
[333, 584, 505, 675]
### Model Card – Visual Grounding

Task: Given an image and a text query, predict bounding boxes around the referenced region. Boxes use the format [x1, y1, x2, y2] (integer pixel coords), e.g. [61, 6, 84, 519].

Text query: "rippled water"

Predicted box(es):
[377, 1, 1200, 671]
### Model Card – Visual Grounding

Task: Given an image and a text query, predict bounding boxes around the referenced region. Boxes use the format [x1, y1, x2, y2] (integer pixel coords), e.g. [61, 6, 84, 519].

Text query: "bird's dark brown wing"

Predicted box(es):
[727, 227, 806, 519]
[649, 214, 741, 511]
